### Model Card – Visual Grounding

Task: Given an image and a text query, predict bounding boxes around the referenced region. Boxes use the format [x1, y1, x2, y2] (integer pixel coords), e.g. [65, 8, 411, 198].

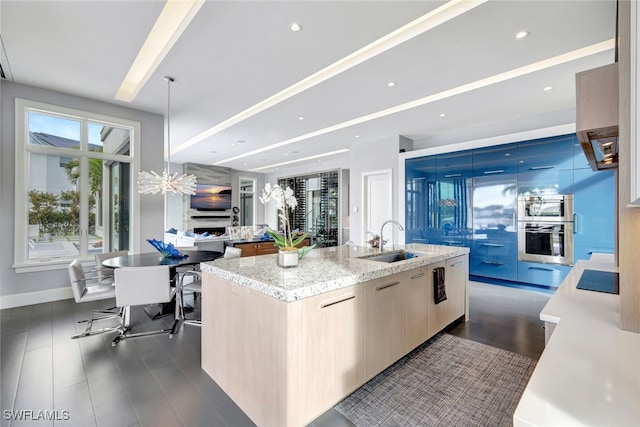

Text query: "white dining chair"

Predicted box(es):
[68, 259, 123, 339]
[94, 250, 128, 283]
[111, 265, 178, 345]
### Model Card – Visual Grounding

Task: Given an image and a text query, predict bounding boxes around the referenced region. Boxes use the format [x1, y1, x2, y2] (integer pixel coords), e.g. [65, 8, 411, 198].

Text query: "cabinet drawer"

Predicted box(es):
[517, 261, 571, 287]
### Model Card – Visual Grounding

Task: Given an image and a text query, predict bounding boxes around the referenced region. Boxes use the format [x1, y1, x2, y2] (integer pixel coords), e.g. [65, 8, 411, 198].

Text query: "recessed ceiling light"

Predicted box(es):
[515, 31, 529, 39]
[439, 113, 446, 117]
[387, 81, 396, 87]
[290, 23, 301, 32]
[355, 135, 360, 138]
[236, 140, 246, 143]
[544, 86, 553, 91]
[298, 116, 304, 121]
[178, 1, 486, 157]
[214, 39, 614, 166]
[243, 163, 248, 166]
[284, 153, 289, 156]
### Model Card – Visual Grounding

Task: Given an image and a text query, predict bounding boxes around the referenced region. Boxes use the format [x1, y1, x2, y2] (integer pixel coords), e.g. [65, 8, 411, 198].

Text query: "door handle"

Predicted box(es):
[410, 273, 426, 280]
[528, 165, 554, 170]
[376, 281, 400, 291]
[483, 170, 504, 175]
[528, 266, 554, 272]
[320, 295, 355, 308]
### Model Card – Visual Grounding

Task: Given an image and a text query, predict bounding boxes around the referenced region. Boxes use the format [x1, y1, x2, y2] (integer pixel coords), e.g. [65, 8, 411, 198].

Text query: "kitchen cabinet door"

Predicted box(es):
[445, 255, 468, 325]
[302, 284, 364, 419]
[435, 151, 473, 248]
[473, 143, 518, 176]
[517, 169, 574, 196]
[405, 157, 438, 244]
[427, 257, 467, 338]
[573, 168, 615, 261]
[517, 134, 575, 172]
[403, 267, 429, 352]
[436, 150, 473, 180]
[426, 260, 447, 338]
[471, 168, 518, 282]
[470, 238, 518, 281]
[364, 273, 405, 381]
[516, 261, 572, 288]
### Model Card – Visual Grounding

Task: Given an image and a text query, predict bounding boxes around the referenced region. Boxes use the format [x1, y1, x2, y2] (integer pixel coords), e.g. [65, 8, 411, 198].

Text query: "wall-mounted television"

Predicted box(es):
[190, 183, 232, 211]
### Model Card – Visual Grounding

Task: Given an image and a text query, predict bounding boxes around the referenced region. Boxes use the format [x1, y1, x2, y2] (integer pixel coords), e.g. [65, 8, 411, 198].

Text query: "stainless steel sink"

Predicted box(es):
[357, 250, 425, 263]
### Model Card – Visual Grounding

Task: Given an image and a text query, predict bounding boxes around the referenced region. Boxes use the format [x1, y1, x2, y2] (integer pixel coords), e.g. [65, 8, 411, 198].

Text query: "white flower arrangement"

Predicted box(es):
[260, 183, 313, 257]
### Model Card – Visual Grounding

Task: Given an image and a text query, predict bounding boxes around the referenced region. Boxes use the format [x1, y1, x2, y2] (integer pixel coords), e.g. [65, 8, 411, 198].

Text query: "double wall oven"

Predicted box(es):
[517, 194, 574, 266]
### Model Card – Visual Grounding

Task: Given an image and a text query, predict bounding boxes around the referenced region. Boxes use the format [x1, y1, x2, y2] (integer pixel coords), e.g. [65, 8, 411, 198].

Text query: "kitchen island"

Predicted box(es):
[200, 244, 469, 427]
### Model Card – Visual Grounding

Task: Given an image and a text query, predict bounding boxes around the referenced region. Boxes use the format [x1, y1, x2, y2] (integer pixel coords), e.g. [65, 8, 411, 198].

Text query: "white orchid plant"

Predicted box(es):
[260, 183, 314, 256]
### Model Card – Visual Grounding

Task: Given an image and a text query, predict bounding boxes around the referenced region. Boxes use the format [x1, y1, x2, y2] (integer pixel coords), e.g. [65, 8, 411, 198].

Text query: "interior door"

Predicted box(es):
[363, 170, 393, 245]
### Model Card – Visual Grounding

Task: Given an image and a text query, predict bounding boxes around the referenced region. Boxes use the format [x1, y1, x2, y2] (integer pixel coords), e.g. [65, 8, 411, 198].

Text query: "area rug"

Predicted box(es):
[335, 333, 536, 427]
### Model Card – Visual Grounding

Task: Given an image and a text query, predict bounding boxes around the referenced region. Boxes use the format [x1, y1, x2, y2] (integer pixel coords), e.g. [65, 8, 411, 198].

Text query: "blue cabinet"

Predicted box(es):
[517, 262, 572, 287]
[435, 151, 473, 248]
[405, 157, 437, 244]
[517, 134, 575, 172]
[573, 168, 615, 261]
[435, 150, 473, 180]
[517, 169, 574, 196]
[473, 143, 518, 176]
[404, 133, 614, 289]
[470, 144, 518, 281]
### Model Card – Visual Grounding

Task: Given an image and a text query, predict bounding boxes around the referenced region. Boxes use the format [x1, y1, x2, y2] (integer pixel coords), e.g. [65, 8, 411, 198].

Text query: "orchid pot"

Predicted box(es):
[278, 248, 299, 268]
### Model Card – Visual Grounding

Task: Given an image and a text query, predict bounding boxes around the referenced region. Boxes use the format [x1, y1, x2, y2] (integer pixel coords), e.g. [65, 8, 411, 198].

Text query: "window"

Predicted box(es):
[239, 177, 256, 227]
[14, 99, 140, 271]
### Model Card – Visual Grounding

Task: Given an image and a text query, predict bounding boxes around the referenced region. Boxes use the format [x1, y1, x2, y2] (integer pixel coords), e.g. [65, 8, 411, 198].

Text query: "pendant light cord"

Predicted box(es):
[164, 76, 174, 174]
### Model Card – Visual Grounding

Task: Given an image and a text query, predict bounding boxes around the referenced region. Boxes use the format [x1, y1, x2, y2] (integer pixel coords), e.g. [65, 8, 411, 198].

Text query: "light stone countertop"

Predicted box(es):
[514, 254, 640, 427]
[200, 243, 469, 302]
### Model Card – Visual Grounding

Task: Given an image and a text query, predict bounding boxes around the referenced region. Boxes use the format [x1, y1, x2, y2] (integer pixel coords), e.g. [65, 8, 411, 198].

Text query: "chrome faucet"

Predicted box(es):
[379, 220, 404, 253]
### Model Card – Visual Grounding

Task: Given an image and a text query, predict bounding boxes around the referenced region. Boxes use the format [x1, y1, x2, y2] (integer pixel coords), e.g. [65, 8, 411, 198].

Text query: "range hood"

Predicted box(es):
[575, 62, 619, 171]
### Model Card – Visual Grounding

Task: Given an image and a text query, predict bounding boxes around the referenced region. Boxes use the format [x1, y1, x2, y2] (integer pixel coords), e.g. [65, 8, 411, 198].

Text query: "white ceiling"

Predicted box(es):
[0, 0, 617, 173]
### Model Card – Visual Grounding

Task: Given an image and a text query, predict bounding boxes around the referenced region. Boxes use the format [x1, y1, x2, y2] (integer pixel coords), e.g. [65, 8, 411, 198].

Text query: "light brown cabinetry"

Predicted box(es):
[403, 266, 430, 352]
[427, 256, 468, 337]
[363, 273, 405, 380]
[202, 253, 468, 427]
[301, 284, 364, 419]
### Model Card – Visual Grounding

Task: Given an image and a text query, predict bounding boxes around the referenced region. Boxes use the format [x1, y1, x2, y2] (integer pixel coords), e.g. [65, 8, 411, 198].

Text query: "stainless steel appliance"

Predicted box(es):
[517, 194, 574, 265]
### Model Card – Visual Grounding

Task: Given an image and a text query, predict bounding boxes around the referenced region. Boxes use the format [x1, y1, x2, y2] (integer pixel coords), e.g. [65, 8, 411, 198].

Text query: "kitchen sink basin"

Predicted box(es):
[357, 250, 426, 263]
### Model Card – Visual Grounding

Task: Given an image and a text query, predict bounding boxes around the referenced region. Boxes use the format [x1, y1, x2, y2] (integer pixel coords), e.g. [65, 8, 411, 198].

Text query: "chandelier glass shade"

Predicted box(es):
[137, 76, 197, 195]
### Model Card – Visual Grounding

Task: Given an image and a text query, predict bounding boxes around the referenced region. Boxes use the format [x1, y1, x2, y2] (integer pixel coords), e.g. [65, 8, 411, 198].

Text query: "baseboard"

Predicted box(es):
[469, 275, 556, 295]
[0, 286, 73, 309]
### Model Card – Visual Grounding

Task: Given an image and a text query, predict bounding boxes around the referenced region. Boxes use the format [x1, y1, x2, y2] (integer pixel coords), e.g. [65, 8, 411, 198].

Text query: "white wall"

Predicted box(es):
[0, 81, 164, 307]
[349, 136, 404, 246]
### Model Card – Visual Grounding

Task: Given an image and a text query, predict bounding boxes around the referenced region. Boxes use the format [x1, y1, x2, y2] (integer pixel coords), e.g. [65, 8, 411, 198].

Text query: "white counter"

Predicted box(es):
[201, 243, 469, 302]
[514, 255, 640, 426]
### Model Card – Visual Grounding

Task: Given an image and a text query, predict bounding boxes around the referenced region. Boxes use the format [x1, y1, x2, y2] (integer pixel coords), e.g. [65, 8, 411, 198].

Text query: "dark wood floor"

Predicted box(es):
[0, 281, 550, 427]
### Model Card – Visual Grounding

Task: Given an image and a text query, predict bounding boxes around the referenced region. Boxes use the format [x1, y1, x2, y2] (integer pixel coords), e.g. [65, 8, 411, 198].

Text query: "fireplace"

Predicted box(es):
[194, 227, 226, 236]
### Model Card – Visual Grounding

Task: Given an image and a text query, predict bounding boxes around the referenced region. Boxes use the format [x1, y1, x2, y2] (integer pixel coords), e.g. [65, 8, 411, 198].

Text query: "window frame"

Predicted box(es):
[13, 98, 141, 273]
[238, 176, 257, 227]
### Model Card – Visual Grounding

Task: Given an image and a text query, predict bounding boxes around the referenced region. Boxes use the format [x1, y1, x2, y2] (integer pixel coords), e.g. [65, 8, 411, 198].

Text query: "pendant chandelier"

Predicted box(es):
[137, 76, 197, 195]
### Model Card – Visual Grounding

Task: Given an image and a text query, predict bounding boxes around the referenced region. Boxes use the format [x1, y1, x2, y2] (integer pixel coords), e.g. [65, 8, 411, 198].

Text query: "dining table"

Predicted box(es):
[102, 249, 223, 320]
